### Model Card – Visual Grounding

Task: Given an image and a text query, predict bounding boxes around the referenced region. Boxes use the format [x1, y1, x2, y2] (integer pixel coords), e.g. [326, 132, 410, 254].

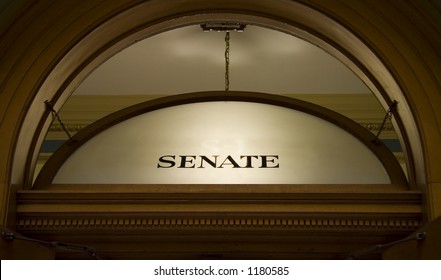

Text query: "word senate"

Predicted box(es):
[157, 155, 280, 168]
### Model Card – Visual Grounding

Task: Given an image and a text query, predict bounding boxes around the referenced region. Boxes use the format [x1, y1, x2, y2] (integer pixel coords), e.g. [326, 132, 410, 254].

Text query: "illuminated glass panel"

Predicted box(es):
[53, 102, 390, 184]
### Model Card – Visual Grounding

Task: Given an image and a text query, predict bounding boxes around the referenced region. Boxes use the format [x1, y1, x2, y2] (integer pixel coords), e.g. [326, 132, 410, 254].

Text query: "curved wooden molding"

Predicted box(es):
[34, 91, 408, 187]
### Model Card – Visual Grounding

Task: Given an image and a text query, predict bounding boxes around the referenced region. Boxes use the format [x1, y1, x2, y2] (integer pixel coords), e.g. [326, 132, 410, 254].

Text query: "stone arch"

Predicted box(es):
[1, 0, 440, 227]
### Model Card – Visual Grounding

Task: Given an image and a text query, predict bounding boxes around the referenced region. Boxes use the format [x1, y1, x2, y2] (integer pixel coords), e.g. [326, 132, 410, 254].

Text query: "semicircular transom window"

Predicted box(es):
[40, 93, 405, 185]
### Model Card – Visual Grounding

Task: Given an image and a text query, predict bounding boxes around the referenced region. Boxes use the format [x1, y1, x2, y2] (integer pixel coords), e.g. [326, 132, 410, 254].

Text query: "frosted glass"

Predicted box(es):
[53, 102, 390, 184]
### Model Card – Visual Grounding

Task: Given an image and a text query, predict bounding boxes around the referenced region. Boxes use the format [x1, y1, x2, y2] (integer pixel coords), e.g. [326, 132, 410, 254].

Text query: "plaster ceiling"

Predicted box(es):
[73, 25, 371, 96]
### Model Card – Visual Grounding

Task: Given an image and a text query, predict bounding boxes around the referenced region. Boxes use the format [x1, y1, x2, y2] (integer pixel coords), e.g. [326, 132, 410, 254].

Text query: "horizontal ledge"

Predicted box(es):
[32, 183, 409, 192]
[16, 203, 422, 214]
[19, 184, 421, 203]
[16, 195, 422, 205]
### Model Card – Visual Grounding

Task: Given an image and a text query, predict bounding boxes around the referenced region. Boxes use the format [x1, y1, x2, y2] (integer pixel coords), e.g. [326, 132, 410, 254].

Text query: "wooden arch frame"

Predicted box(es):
[34, 91, 407, 188]
[1, 0, 440, 230]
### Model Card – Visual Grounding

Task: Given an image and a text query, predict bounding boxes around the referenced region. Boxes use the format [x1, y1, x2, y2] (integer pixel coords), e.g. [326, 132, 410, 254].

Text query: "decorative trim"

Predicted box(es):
[49, 123, 84, 134]
[361, 123, 394, 133]
[48, 122, 395, 135]
[393, 153, 405, 164]
[17, 216, 422, 232]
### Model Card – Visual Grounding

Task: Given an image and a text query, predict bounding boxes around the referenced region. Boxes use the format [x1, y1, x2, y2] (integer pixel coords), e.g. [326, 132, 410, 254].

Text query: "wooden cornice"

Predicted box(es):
[16, 185, 422, 235]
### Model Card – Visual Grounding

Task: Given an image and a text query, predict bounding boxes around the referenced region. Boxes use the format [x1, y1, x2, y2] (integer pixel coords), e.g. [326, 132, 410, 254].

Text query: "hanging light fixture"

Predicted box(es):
[200, 23, 246, 92]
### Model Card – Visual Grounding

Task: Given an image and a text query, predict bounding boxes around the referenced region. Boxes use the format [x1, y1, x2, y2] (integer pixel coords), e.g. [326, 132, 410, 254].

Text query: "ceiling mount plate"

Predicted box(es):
[200, 22, 246, 32]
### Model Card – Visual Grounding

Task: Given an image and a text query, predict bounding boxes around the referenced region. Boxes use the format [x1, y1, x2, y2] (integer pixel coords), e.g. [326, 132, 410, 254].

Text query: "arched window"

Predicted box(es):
[34, 92, 406, 187]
